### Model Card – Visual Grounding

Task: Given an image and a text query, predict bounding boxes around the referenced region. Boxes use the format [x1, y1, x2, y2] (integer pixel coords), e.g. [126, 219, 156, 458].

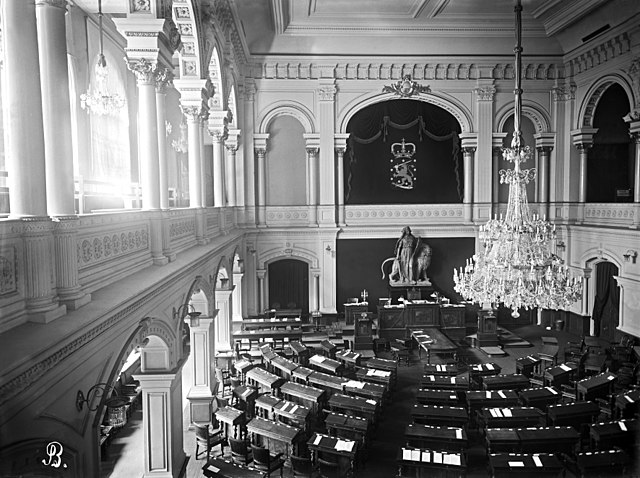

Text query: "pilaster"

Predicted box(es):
[185, 314, 217, 426]
[571, 128, 598, 224]
[460, 134, 478, 224]
[232, 272, 244, 321]
[215, 287, 234, 352]
[304, 133, 320, 226]
[334, 134, 350, 227]
[473, 81, 496, 213]
[226, 129, 241, 207]
[52, 216, 90, 309]
[208, 111, 230, 207]
[317, 80, 337, 226]
[254, 134, 269, 227]
[627, 120, 640, 228]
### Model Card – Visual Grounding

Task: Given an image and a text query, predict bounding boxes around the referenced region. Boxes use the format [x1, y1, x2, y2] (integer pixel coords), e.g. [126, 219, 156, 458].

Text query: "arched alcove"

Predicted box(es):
[588, 83, 632, 202]
[266, 115, 307, 206]
[267, 258, 310, 315]
[344, 99, 462, 205]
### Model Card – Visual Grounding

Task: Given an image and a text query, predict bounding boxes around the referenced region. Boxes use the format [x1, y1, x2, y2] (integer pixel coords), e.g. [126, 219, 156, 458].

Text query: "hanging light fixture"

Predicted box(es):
[453, 0, 582, 318]
[172, 119, 189, 153]
[80, 0, 126, 116]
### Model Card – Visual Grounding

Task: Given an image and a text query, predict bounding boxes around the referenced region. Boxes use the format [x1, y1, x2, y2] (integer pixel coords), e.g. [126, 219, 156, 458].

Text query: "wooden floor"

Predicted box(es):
[101, 323, 638, 478]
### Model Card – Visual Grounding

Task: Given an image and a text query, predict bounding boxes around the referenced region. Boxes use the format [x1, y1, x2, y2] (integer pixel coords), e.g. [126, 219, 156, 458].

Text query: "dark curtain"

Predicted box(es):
[268, 259, 309, 315]
[345, 100, 462, 204]
[592, 261, 619, 338]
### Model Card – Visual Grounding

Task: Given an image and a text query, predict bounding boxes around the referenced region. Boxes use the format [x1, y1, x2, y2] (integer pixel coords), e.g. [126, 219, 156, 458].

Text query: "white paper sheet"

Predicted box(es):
[503, 409, 512, 417]
[366, 399, 377, 405]
[559, 364, 572, 371]
[533, 456, 543, 467]
[410, 449, 420, 461]
[508, 461, 525, 467]
[313, 435, 322, 445]
[486, 391, 491, 398]
[451, 377, 456, 384]
[625, 395, 634, 403]
[433, 452, 442, 464]
[455, 429, 462, 439]
[547, 387, 558, 395]
[619, 421, 628, 431]
[421, 451, 431, 462]
[402, 448, 411, 461]
[498, 391, 506, 399]
[486, 363, 494, 370]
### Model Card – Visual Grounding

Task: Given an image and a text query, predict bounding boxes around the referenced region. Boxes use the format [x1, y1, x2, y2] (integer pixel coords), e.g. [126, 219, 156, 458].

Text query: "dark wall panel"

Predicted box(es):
[336, 237, 475, 314]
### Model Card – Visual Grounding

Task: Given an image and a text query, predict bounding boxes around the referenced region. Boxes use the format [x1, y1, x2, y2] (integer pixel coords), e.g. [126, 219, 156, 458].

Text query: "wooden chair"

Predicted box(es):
[290, 455, 317, 477]
[229, 437, 252, 465]
[251, 445, 285, 477]
[194, 422, 225, 462]
[215, 368, 233, 397]
[316, 457, 341, 478]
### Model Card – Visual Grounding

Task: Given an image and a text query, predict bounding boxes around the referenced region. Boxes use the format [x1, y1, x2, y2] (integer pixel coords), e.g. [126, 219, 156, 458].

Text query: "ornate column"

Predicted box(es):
[571, 129, 598, 223]
[208, 111, 229, 207]
[473, 83, 496, 220]
[127, 59, 161, 211]
[155, 68, 172, 210]
[242, 81, 257, 214]
[232, 270, 244, 321]
[215, 287, 234, 352]
[335, 134, 349, 227]
[304, 134, 320, 226]
[257, 269, 266, 315]
[318, 81, 337, 226]
[254, 135, 269, 227]
[628, 120, 640, 228]
[185, 313, 217, 426]
[460, 134, 477, 224]
[225, 129, 241, 207]
[134, 368, 186, 478]
[182, 107, 204, 208]
[551, 84, 576, 206]
[3, 0, 47, 218]
[199, 113, 210, 208]
[535, 133, 555, 220]
[36, 0, 75, 217]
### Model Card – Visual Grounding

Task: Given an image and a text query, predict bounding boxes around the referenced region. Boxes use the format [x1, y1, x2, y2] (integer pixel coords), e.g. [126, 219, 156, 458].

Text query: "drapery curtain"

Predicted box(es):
[591, 261, 619, 338]
[345, 100, 462, 203]
[268, 259, 309, 314]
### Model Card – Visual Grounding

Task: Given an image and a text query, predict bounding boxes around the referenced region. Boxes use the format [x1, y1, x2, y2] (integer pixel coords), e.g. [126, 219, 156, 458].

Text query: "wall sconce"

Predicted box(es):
[623, 249, 638, 263]
[173, 303, 202, 325]
[325, 245, 332, 252]
[76, 383, 116, 411]
[556, 241, 566, 252]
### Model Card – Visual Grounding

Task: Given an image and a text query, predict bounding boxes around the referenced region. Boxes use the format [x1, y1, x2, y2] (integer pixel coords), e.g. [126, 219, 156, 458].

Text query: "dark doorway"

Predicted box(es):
[268, 259, 309, 316]
[592, 261, 620, 342]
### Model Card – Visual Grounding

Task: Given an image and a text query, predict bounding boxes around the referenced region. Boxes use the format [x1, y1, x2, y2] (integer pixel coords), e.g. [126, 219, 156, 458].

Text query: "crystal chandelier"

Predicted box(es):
[80, 0, 126, 116]
[172, 120, 189, 153]
[453, 0, 582, 318]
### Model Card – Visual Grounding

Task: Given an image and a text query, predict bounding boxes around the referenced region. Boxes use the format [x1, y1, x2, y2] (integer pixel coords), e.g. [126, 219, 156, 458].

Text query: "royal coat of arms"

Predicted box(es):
[390, 138, 417, 190]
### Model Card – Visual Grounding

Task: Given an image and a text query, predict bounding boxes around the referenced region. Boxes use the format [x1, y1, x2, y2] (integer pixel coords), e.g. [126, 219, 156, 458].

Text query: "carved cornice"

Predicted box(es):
[35, 0, 67, 9]
[250, 61, 563, 81]
[568, 33, 631, 76]
[126, 58, 158, 85]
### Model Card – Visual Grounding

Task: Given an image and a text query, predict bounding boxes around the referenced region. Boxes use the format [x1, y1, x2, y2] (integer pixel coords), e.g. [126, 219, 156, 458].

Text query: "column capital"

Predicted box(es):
[474, 85, 496, 101]
[254, 133, 269, 151]
[181, 105, 207, 122]
[534, 132, 555, 150]
[459, 132, 478, 150]
[536, 145, 553, 154]
[462, 146, 477, 155]
[334, 133, 350, 151]
[318, 84, 337, 101]
[492, 132, 508, 149]
[627, 119, 640, 140]
[571, 128, 598, 148]
[154, 66, 173, 93]
[126, 58, 157, 85]
[241, 80, 256, 101]
[551, 84, 576, 102]
[226, 129, 241, 151]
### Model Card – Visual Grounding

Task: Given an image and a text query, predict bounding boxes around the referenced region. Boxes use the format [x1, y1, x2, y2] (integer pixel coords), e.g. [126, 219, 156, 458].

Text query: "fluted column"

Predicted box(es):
[254, 134, 269, 227]
[183, 107, 204, 209]
[185, 314, 217, 425]
[36, 0, 75, 216]
[215, 287, 234, 352]
[473, 83, 496, 211]
[23, 219, 66, 322]
[225, 129, 240, 207]
[127, 59, 161, 211]
[571, 129, 597, 223]
[462, 146, 476, 223]
[53, 217, 90, 309]
[155, 68, 172, 210]
[211, 130, 226, 207]
[537, 146, 552, 218]
[3, 0, 47, 218]
[257, 269, 266, 315]
[232, 271, 244, 321]
[318, 81, 337, 226]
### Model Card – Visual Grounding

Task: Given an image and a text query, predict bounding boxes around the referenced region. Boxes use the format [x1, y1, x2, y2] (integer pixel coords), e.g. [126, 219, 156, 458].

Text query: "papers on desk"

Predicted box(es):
[498, 391, 506, 399]
[533, 455, 543, 467]
[206, 465, 221, 473]
[344, 380, 365, 389]
[421, 451, 431, 462]
[450, 377, 456, 384]
[443, 453, 461, 466]
[367, 369, 390, 377]
[433, 452, 442, 464]
[310, 355, 326, 363]
[291, 405, 299, 413]
[334, 439, 355, 452]
[485, 391, 491, 398]
[625, 395, 634, 403]
[546, 387, 558, 395]
[486, 363, 494, 370]
[490, 408, 502, 418]
[426, 375, 435, 381]
[607, 375, 615, 380]
[366, 399, 377, 405]
[455, 428, 463, 439]
[313, 435, 323, 446]
[402, 448, 412, 461]
[619, 421, 628, 431]
[508, 461, 525, 467]
[503, 409, 512, 417]
[559, 364, 572, 371]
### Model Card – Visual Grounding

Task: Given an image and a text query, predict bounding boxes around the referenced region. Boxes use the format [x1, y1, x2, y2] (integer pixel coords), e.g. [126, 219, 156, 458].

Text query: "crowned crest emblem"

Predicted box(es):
[390, 138, 417, 190]
[382, 75, 431, 97]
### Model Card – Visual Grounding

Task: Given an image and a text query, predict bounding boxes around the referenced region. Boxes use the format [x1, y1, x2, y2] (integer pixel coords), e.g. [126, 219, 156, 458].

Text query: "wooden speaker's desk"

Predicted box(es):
[324, 411, 370, 449]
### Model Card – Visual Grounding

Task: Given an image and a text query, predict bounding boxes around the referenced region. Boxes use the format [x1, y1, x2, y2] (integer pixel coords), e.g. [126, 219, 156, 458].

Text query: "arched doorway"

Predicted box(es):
[592, 261, 620, 342]
[268, 259, 309, 315]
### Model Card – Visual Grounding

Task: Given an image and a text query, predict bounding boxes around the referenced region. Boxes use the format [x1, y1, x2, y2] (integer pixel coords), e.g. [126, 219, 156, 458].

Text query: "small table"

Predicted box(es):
[309, 354, 344, 376]
[246, 416, 304, 463]
[215, 406, 246, 439]
[411, 328, 457, 364]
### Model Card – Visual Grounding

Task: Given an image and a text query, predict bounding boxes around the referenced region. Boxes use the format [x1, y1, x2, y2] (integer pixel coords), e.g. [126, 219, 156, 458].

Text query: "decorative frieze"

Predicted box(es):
[568, 33, 630, 75]
[77, 227, 150, 268]
[126, 58, 158, 84]
[169, 219, 195, 239]
[0, 248, 17, 295]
